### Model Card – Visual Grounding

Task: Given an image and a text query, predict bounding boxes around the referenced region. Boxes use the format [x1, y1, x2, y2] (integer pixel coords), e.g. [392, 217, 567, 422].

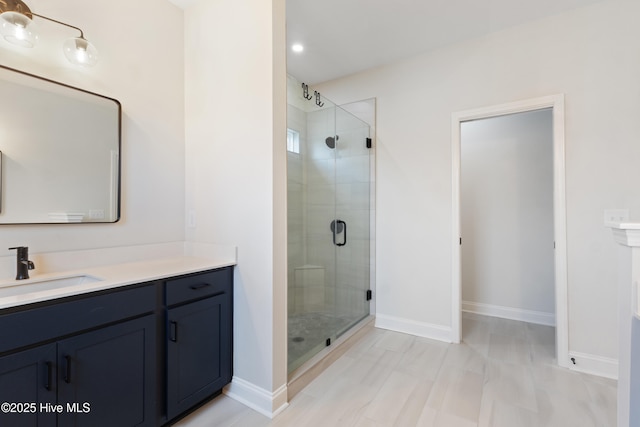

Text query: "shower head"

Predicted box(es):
[325, 135, 338, 149]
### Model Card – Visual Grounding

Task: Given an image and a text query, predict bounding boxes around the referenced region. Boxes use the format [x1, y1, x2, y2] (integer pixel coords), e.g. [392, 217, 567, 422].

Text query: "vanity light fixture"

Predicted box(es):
[0, 0, 98, 67]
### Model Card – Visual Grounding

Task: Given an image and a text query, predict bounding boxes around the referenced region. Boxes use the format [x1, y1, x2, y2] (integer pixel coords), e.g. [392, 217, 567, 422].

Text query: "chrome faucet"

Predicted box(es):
[8, 246, 35, 280]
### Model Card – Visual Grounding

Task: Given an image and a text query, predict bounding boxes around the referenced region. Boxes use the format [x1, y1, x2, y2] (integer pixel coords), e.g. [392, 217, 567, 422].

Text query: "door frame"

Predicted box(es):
[451, 94, 569, 369]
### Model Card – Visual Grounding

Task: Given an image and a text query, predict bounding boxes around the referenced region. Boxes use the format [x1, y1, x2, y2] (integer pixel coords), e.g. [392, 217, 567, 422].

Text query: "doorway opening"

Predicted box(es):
[451, 95, 569, 369]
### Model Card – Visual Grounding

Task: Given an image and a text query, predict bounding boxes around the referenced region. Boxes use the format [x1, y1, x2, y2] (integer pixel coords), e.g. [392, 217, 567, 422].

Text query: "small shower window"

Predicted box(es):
[287, 128, 300, 154]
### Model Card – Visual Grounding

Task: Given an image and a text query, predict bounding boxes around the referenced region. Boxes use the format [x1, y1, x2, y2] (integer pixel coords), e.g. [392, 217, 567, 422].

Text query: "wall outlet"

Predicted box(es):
[604, 209, 629, 226]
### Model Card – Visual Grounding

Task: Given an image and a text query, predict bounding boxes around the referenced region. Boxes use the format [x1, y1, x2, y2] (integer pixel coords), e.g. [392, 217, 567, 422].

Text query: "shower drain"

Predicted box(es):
[292, 336, 305, 343]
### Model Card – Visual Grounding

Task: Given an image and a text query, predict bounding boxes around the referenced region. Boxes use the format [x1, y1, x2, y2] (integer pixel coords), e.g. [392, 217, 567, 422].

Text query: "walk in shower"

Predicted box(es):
[287, 76, 373, 373]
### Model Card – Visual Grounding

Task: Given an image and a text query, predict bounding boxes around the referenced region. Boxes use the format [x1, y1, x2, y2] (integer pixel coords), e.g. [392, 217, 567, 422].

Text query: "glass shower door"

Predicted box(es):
[333, 107, 371, 336]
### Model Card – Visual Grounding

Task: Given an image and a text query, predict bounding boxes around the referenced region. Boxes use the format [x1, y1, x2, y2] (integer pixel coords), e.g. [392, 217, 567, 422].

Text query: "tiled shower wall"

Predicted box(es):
[287, 104, 307, 315]
[304, 108, 338, 315]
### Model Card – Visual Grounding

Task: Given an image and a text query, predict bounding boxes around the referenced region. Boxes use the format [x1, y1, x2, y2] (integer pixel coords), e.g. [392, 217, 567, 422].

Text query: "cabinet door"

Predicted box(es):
[0, 344, 57, 427]
[166, 293, 232, 420]
[57, 315, 156, 427]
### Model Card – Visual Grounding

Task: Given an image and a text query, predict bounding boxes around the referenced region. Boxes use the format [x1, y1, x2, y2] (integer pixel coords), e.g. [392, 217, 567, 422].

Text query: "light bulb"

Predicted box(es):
[63, 36, 98, 67]
[0, 11, 38, 48]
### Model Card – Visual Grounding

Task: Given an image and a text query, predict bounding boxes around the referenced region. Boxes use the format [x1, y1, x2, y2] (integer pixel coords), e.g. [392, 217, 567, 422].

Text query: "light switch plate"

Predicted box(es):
[604, 209, 629, 226]
[187, 210, 196, 228]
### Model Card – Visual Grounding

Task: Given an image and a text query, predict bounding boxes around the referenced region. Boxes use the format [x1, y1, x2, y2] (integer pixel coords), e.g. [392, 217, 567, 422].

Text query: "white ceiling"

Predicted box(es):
[287, 0, 606, 84]
[170, 0, 607, 85]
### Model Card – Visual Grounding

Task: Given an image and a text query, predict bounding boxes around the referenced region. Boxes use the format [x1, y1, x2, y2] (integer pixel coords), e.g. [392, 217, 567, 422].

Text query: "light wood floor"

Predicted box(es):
[174, 313, 617, 427]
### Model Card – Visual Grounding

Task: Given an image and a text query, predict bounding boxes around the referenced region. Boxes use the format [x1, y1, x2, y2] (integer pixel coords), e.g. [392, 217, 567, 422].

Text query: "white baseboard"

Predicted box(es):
[375, 314, 452, 343]
[568, 351, 618, 380]
[462, 301, 556, 326]
[224, 377, 288, 419]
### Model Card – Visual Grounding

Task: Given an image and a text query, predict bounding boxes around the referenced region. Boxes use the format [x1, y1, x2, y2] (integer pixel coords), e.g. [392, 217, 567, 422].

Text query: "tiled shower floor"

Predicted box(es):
[288, 311, 360, 372]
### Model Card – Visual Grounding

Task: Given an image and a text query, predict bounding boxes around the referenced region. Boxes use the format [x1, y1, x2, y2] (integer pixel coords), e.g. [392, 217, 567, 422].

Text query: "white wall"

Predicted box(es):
[0, 0, 185, 254]
[316, 0, 640, 367]
[183, 0, 288, 416]
[461, 109, 555, 320]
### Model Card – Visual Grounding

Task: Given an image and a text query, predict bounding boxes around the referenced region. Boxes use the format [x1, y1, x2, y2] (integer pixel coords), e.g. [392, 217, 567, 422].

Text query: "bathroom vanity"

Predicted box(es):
[0, 261, 233, 427]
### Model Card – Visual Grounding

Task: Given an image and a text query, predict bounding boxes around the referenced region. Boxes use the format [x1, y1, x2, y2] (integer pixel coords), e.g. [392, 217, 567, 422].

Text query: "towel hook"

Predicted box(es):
[301, 83, 313, 100]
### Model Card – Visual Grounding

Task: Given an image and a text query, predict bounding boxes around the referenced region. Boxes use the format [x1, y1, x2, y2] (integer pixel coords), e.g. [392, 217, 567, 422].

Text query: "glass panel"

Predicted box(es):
[286, 76, 372, 373]
[334, 107, 371, 336]
[287, 76, 338, 372]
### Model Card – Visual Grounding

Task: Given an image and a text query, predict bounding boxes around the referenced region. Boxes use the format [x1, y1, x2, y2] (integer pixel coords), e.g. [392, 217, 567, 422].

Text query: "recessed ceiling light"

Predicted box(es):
[291, 44, 304, 53]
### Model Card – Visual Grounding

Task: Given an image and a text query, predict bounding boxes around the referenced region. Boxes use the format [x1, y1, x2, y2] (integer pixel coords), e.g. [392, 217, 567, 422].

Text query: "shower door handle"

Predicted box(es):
[337, 220, 347, 246]
[331, 220, 347, 246]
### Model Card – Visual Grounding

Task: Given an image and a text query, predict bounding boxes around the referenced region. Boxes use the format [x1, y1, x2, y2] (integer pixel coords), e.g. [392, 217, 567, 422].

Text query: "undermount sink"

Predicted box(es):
[0, 274, 103, 298]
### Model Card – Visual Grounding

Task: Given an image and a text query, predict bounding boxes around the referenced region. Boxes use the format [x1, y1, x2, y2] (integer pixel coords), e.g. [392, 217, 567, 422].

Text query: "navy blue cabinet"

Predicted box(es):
[0, 284, 157, 427]
[0, 317, 156, 427]
[165, 268, 233, 422]
[0, 266, 233, 427]
[0, 344, 57, 427]
[57, 315, 156, 427]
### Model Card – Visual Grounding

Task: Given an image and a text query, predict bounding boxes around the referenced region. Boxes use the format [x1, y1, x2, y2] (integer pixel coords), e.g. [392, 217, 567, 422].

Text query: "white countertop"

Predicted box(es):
[0, 256, 235, 310]
[608, 222, 640, 230]
[609, 223, 640, 320]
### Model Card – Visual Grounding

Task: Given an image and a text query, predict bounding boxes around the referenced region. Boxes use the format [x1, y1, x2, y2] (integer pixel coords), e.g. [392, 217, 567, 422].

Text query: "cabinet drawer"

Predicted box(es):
[0, 284, 156, 354]
[165, 268, 232, 307]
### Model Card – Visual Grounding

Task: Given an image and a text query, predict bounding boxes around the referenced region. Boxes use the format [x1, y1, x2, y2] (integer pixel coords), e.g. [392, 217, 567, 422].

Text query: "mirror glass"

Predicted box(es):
[0, 65, 120, 224]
